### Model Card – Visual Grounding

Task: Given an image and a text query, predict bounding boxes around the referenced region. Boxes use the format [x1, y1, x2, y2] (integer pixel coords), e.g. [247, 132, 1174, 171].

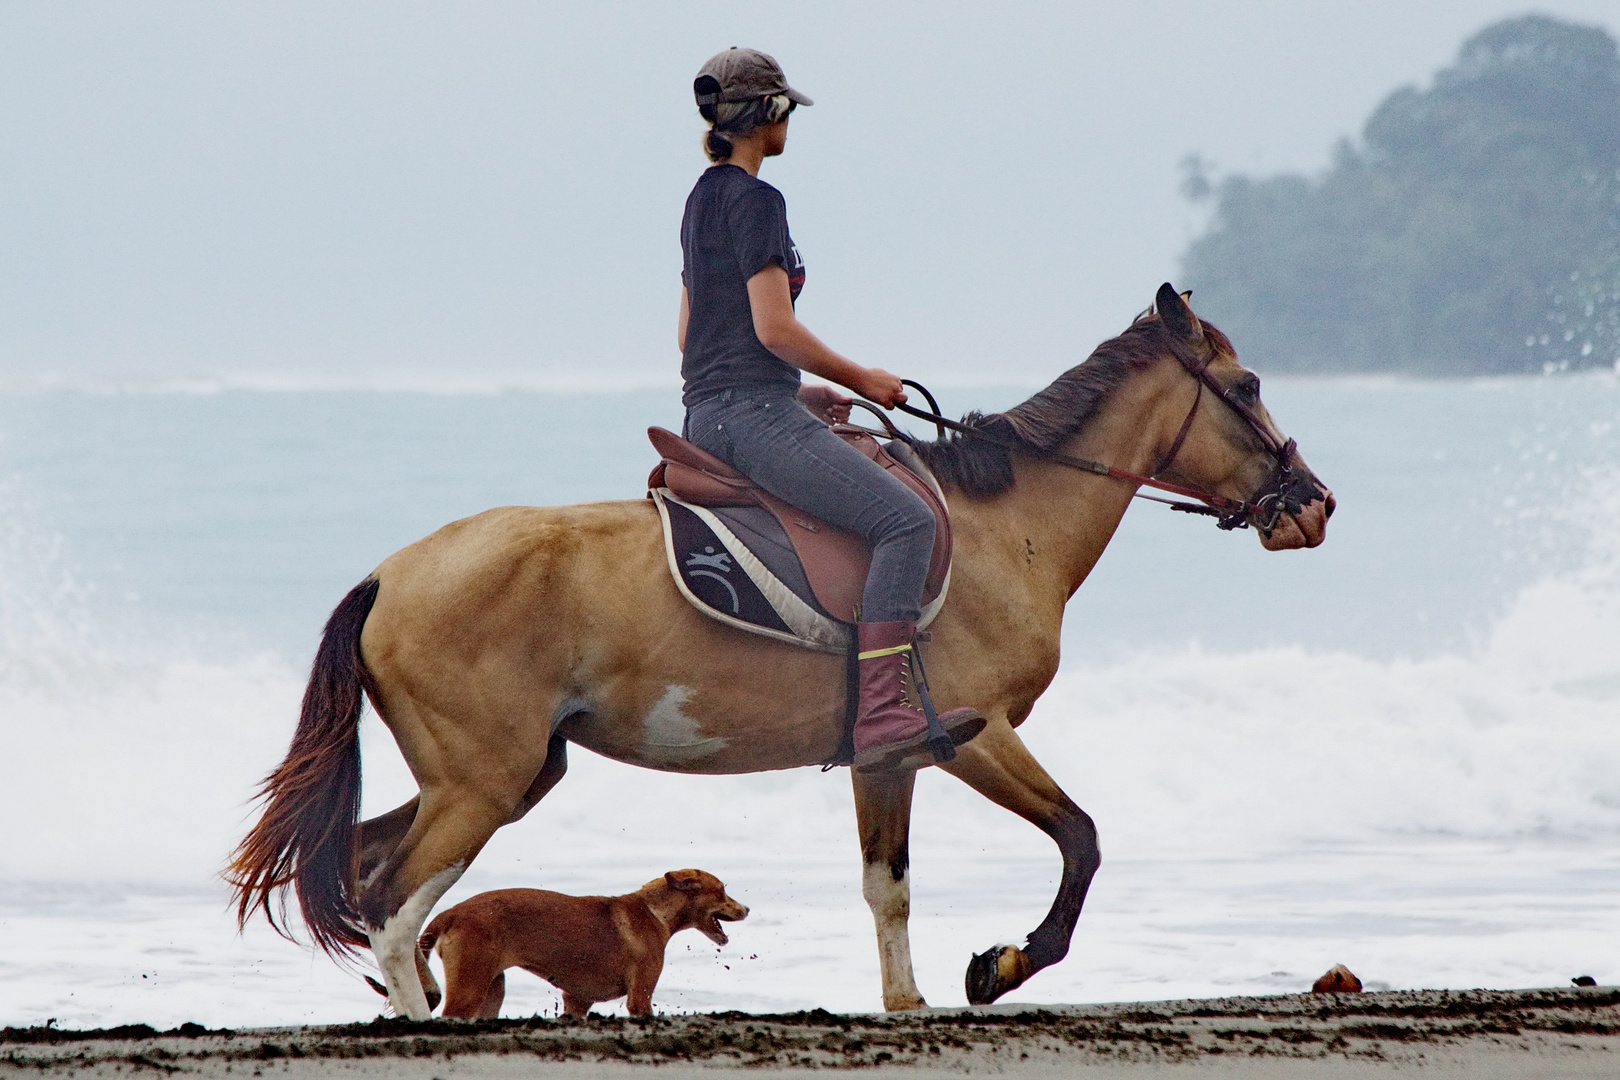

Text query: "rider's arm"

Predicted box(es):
[678, 286, 689, 353]
[746, 264, 906, 408]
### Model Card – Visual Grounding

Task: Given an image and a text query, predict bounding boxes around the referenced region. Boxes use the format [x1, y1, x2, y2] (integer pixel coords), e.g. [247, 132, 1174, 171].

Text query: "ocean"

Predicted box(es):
[1, 374, 1616, 1028]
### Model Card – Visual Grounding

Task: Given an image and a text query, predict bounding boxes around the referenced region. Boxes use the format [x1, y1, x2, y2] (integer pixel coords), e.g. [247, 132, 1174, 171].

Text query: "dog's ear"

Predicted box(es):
[665, 869, 704, 893]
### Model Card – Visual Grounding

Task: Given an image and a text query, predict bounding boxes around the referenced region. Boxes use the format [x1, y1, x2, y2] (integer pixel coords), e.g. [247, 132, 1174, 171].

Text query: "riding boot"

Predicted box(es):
[853, 620, 986, 773]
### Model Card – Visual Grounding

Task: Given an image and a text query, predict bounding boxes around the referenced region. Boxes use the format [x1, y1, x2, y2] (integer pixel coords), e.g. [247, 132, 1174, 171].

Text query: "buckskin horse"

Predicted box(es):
[230, 286, 1334, 1019]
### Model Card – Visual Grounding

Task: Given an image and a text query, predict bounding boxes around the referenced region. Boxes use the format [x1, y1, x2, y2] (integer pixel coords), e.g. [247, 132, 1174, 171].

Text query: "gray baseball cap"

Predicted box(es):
[694, 48, 813, 108]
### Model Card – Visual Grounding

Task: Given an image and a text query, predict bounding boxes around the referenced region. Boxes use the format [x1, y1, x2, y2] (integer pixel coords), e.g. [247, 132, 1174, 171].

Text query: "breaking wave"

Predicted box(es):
[2, 472, 1614, 885]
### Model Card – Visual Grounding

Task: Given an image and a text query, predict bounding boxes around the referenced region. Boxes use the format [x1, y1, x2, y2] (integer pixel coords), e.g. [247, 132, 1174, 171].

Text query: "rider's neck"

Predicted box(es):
[724, 142, 767, 177]
[718, 120, 787, 178]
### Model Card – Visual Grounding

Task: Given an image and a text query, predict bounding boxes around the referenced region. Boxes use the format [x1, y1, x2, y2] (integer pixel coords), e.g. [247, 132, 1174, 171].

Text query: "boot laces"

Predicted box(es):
[899, 654, 924, 712]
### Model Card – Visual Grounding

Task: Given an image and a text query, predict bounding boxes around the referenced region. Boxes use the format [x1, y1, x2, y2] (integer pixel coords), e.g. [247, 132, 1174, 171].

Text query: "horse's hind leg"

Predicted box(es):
[357, 733, 566, 1018]
[360, 788, 503, 1018]
[940, 715, 1100, 1005]
[358, 735, 565, 891]
[358, 798, 418, 883]
[852, 768, 927, 1010]
[361, 728, 558, 1019]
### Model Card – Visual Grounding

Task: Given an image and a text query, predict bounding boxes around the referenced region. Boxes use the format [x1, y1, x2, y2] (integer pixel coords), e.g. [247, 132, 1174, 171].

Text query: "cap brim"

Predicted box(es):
[784, 87, 813, 106]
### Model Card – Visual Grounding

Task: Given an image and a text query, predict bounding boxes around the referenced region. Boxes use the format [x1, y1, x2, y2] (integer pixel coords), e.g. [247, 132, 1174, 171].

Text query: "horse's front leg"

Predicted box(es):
[940, 714, 1100, 1005]
[851, 767, 926, 1010]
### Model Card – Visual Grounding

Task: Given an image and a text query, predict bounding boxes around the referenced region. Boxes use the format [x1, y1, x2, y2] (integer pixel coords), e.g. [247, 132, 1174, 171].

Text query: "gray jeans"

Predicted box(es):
[684, 388, 936, 623]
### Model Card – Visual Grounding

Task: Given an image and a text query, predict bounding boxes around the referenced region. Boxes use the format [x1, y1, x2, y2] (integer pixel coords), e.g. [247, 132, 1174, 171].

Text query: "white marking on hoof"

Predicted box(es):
[641, 686, 728, 764]
[370, 862, 463, 1020]
[863, 861, 926, 1010]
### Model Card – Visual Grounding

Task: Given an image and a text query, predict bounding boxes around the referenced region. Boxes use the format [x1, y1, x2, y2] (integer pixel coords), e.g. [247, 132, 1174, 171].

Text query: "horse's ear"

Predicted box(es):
[1156, 282, 1204, 342]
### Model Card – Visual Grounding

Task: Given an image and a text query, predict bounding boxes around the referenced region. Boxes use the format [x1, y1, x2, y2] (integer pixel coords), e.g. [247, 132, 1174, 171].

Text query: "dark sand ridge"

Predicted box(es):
[5, 987, 1616, 1078]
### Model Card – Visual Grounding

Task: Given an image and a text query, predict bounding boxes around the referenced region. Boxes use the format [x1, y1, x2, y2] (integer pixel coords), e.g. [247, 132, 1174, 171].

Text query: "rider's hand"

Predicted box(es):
[855, 368, 908, 409]
[797, 384, 853, 425]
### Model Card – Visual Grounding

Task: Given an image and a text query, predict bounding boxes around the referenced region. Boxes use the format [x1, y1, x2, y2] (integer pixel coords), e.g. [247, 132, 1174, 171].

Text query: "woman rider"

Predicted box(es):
[677, 48, 984, 773]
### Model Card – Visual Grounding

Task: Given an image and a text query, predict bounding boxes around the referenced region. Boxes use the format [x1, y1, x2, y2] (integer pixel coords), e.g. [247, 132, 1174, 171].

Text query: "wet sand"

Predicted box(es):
[4, 986, 1616, 1077]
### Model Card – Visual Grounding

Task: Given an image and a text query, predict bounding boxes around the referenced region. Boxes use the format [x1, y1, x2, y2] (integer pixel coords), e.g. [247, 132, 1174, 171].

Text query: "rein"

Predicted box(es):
[855, 353, 1324, 534]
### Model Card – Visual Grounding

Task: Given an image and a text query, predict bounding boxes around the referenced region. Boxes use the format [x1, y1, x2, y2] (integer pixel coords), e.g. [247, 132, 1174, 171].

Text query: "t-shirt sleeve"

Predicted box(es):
[725, 186, 792, 281]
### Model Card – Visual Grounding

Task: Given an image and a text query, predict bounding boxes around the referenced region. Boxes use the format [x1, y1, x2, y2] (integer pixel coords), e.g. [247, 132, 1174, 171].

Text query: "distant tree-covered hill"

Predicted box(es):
[1180, 15, 1620, 375]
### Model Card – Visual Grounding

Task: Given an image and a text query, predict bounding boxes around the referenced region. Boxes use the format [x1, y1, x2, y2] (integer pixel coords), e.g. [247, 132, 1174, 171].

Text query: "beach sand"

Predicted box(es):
[5, 986, 1615, 1078]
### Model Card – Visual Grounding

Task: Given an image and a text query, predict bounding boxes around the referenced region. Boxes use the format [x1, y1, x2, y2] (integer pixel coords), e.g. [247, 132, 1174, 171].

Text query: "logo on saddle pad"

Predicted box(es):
[684, 546, 739, 613]
[685, 547, 733, 573]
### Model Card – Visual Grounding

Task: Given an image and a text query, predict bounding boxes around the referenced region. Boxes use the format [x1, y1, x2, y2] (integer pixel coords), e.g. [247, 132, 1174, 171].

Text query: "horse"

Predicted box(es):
[229, 285, 1334, 1020]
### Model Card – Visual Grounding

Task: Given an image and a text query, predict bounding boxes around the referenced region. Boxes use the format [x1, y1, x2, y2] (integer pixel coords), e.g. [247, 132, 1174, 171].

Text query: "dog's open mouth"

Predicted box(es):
[703, 907, 744, 945]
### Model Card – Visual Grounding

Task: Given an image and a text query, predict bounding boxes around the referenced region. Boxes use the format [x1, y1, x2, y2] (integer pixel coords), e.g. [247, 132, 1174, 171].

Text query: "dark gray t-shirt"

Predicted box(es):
[680, 165, 805, 406]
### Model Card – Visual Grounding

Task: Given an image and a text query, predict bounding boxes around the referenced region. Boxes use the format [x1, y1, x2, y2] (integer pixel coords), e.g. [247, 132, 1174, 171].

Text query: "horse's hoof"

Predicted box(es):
[965, 944, 1033, 1005]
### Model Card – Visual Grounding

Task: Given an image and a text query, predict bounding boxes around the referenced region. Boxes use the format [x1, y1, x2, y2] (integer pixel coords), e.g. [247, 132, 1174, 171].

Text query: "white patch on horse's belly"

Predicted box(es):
[641, 686, 727, 764]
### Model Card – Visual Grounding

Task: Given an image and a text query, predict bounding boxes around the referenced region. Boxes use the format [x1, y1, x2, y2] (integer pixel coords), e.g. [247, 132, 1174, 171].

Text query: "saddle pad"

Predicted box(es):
[652, 487, 949, 654]
[653, 488, 850, 653]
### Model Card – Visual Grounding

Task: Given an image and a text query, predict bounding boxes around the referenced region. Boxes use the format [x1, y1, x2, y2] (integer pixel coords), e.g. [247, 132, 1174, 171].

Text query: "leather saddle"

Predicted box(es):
[647, 426, 951, 624]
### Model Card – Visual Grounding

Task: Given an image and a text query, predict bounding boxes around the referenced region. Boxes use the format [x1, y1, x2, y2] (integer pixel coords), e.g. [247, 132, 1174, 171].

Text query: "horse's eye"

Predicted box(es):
[1234, 374, 1261, 403]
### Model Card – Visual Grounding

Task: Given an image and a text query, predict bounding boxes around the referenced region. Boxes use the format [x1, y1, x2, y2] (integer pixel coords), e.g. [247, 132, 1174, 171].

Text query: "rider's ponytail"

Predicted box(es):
[701, 93, 794, 163]
[705, 129, 735, 162]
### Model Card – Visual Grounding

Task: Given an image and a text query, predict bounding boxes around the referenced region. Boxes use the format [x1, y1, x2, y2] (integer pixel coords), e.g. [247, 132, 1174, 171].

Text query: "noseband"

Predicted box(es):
[862, 347, 1324, 534]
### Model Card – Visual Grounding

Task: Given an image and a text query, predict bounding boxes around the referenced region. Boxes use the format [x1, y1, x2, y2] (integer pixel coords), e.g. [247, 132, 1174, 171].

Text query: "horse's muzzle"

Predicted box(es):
[1259, 483, 1333, 550]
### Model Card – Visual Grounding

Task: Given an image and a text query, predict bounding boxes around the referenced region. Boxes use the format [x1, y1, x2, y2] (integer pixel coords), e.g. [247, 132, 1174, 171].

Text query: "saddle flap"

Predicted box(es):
[753, 489, 870, 621]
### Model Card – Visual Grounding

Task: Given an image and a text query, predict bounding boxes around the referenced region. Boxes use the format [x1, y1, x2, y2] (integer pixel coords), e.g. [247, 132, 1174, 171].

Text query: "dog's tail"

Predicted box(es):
[226, 577, 380, 960]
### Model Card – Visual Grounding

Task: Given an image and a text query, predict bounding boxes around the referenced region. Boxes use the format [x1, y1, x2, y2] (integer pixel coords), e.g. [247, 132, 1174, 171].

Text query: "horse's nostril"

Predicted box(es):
[1324, 493, 1337, 519]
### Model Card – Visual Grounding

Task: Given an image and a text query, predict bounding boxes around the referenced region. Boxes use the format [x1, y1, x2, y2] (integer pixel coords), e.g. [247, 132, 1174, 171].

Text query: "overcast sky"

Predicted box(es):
[2, 1, 1616, 389]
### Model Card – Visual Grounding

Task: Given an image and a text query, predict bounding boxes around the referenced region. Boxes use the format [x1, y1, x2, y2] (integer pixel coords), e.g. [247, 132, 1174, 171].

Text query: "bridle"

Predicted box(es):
[1128, 341, 1325, 533]
[855, 344, 1324, 535]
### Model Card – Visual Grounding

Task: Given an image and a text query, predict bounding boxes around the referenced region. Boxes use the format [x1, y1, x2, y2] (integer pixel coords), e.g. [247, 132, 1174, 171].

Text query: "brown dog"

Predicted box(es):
[386, 869, 748, 1018]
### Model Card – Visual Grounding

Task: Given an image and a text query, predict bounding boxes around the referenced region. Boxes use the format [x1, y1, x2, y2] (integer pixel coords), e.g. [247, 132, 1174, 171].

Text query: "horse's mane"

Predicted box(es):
[913, 311, 1233, 495]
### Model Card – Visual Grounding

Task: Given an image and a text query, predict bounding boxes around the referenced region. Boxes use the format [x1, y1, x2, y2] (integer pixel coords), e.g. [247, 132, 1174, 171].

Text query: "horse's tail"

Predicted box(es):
[227, 577, 381, 959]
